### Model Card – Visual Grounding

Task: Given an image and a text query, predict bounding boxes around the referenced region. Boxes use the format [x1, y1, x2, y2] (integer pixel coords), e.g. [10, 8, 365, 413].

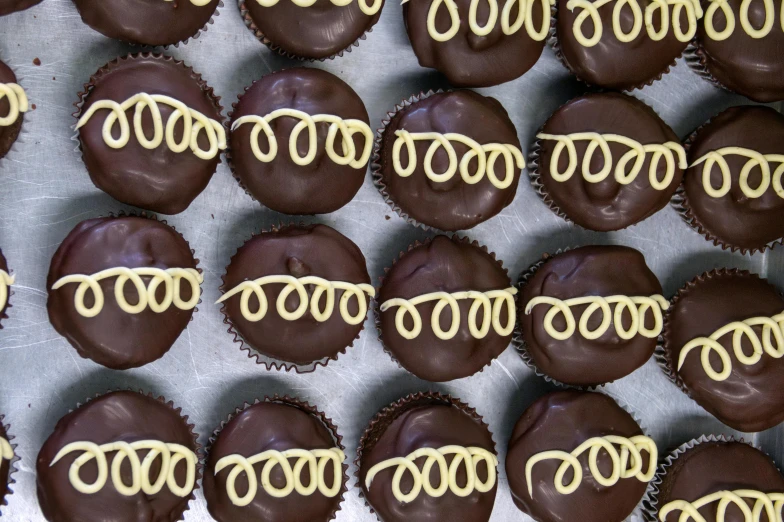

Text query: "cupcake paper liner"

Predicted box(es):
[0, 416, 17, 517]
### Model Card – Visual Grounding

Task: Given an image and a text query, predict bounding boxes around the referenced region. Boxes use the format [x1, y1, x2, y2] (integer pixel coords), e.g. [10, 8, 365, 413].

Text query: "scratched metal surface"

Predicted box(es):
[0, 0, 782, 520]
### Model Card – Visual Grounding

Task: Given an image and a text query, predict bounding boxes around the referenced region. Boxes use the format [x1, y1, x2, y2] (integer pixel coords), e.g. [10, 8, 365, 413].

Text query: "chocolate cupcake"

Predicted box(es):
[357, 392, 498, 522]
[228, 68, 372, 215]
[47, 215, 202, 370]
[374, 90, 524, 231]
[0, 59, 27, 160]
[218, 223, 373, 371]
[660, 269, 784, 433]
[75, 53, 225, 215]
[677, 106, 784, 253]
[531, 92, 685, 231]
[403, 0, 549, 87]
[72, 0, 221, 47]
[0, 0, 41, 16]
[204, 397, 348, 522]
[0, 249, 13, 328]
[0, 418, 15, 515]
[36, 390, 199, 522]
[377, 235, 516, 382]
[507, 390, 656, 522]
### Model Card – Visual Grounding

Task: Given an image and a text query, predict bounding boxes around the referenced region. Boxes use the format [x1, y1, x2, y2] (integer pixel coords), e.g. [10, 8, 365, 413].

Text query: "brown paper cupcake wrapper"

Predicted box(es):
[682, 37, 729, 93]
[0, 416, 18, 517]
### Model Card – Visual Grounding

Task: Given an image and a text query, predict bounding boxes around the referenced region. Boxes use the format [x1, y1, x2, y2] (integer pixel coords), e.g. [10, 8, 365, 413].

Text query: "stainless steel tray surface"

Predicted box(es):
[0, 1, 782, 520]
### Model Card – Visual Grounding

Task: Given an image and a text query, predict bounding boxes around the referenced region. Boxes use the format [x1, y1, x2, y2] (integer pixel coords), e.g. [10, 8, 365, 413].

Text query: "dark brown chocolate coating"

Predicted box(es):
[378, 235, 512, 382]
[378, 91, 522, 231]
[0, 60, 23, 159]
[0, 0, 41, 16]
[0, 249, 10, 324]
[229, 68, 369, 215]
[204, 401, 345, 522]
[404, 0, 546, 87]
[536, 92, 682, 231]
[683, 106, 784, 252]
[0, 421, 9, 513]
[47, 216, 199, 370]
[221, 224, 370, 366]
[663, 269, 784, 432]
[506, 390, 647, 522]
[77, 54, 223, 215]
[657, 441, 784, 522]
[36, 391, 198, 522]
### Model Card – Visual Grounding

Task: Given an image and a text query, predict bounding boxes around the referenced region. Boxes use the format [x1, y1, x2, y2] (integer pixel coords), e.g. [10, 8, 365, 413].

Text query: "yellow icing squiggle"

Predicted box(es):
[659, 490, 784, 522]
[255, 0, 383, 15]
[0, 437, 13, 462]
[0, 83, 28, 127]
[164, 0, 214, 5]
[0, 269, 14, 312]
[691, 147, 784, 199]
[704, 0, 783, 41]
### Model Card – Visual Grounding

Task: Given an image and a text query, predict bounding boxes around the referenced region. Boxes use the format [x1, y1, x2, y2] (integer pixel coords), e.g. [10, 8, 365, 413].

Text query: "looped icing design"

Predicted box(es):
[364, 445, 498, 503]
[0, 83, 28, 127]
[537, 133, 687, 190]
[50, 440, 198, 497]
[255, 0, 383, 15]
[380, 287, 518, 340]
[217, 275, 375, 325]
[659, 490, 784, 522]
[76, 93, 226, 160]
[232, 110, 374, 169]
[214, 448, 345, 506]
[392, 130, 525, 190]
[0, 437, 12, 462]
[525, 295, 670, 341]
[52, 267, 203, 318]
[705, 0, 784, 41]
[677, 312, 784, 382]
[164, 0, 213, 5]
[525, 435, 657, 497]
[0, 269, 14, 312]
[691, 147, 784, 200]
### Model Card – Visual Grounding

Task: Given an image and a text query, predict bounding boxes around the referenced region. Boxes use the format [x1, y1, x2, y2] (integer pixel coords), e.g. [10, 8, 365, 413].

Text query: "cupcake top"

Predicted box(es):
[662, 269, 784, 433]
[0, 59, 28, 160]
[0, 420, 12, 514]
[76, 53, 225, 215]
[376, 90, 523, 231]
[47, 215, 202, 370]
[519, 245, 665, 386]
[0, 249, 13, 326]
[0, 0, 41, 16]
[534, 92, 685, 231]
[506, 390, 656, 522]
[377, 235, 516, 382]
[682, 105, 784, 253]
[36, 391, 199, 522]
[229, 68, 372, 215]
[204, 399, 347, 522]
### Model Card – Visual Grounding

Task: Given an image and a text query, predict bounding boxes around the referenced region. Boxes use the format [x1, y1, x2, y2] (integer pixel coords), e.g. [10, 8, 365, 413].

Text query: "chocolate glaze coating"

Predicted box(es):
[683, 106, 784, 252]
[378, 91, 522, 231]
[77, 54, 224, 215]
[204, 401, 346, 522]
[0, 0, 41, 16]
[657, 441, 784, 522]
[536, 92, 682, 231]
[0, 249, 10, 324]
[520, 245, 662, 386]
[229, 68, 369, 215]
[662, 269, 784, 432]
[0, 60, 23, 159]
[36, 391, 198, 522]
[403, 0, 546, 87]
[0, 421, 9, 512]
[72, 0, 220, 46]
[378, 235, 512, 382]
[221, 224, 370, 367]
[506, 390, 647, 522]
[47, 216, 199, 370]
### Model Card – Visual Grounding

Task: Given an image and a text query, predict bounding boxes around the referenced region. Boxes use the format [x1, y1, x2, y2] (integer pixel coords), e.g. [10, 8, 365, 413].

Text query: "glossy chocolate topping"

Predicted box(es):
[229, 68, 370, 215]
[221, 224, 370, 367]
[378, 235, 512, 382]
[47, 215, 199, 370]
[0, 0, 41, 16]
[683, 106, 784, 252]
[536, 92, 682, 231]
[378, 91, 522, 231]
[204, 401, 346, 522]
[77, 54, 223, 215]
[0, 421, 9, 512]
[404, 0, 546, 87]
[36, 391, 198, 522]
[506, 390, 647, 522]
[0, 249, 10, 323]
[0, 60, 22, 159]
[663, 269, 784, 432]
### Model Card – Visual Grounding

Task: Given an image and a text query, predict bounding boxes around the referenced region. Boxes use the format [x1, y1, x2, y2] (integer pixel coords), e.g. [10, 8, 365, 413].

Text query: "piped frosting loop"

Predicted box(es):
[0, 269, 14, 312]
[659, 489, 784, 522]
[0, 436, 12, 462]
[255, 0, 383, 14]
[0, 83, 28, 127]
[164, 0, 214, 5]
[704, 0, 782, 41]
[691, 147, 784, 199]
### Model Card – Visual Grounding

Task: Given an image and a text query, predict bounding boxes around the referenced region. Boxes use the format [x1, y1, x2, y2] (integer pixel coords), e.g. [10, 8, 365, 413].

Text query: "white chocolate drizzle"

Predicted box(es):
[677, 312, 784, 382]
[380, 287, 517, 340]
[0, 269, 14, 312]
[232, 110, 373, 169]
[525, 435, 657, 497]
[255, 0, 383, 15]
[214, 448, 345, 506]
[76, 93, 226, 160]
[49, 440, 197, 497]
[217, 275, 375, 325]
[392, 130, 524, 190]
[537, 133, 687, 190]
[704, 0, 784, 41]
[51, 267, 203, 318]
[0, 437, 13, 463]
[659, 490, 784, 522]
[691, 147, 784, 199]
[525, 295, 670, 340]
[164, 0, 214, 5]
[364, 445, 497, 503]
[0, 83, 28, 127]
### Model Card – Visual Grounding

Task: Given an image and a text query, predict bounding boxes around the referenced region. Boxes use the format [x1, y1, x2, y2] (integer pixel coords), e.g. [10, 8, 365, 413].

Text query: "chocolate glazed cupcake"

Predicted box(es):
[0, 249, 13, 328]
[0, 0, 41, 16]
[0, 58, 28, 160]
[75, 53, 225, 215]
[0, 418, 16, 516]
